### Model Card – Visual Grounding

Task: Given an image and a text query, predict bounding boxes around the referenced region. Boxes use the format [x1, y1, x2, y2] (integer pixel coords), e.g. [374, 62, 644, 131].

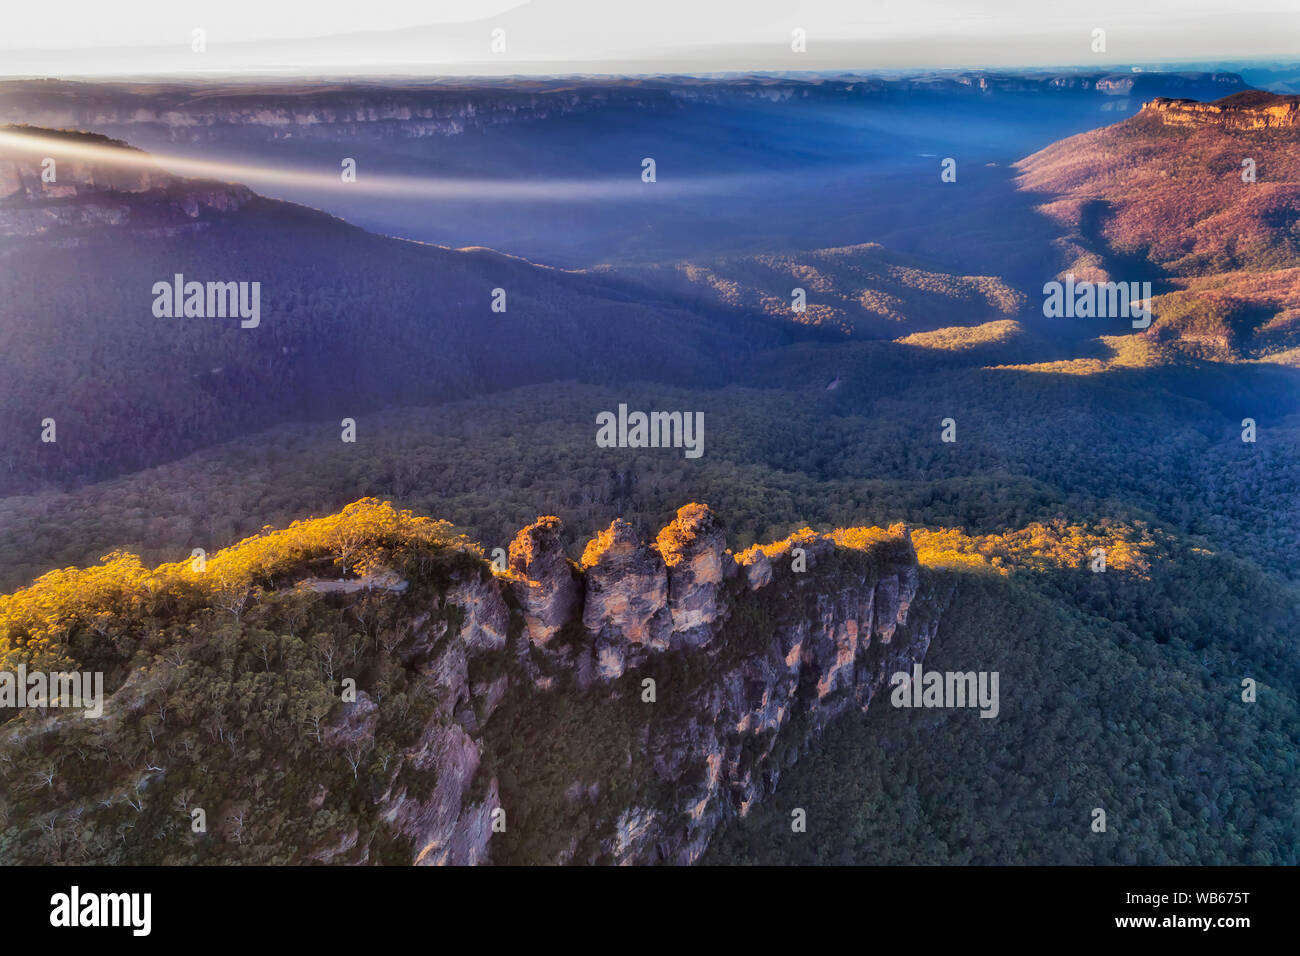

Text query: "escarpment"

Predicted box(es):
[507, 516, 579, 648]
[1140, 91, 1300, 131]
[421, 504, 945, 865]
[0, 500, 945, 866]
[0, 125, 254, 239]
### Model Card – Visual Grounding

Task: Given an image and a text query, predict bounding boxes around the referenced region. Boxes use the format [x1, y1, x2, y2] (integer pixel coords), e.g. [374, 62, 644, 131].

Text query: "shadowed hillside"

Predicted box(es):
[595, 244, 1025, 338]
[0, 126, 792, 494]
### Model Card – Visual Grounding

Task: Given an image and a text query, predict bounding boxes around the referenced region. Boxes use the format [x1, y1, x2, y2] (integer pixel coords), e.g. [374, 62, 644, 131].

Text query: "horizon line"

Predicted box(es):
[2, 57, 1295, 85]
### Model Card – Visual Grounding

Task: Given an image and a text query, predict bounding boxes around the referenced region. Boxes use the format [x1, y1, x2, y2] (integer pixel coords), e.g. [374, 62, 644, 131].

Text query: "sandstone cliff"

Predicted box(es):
[0, 501, 944, 866]
[1140, 91, 1300, 131]
[0, 125, 253, 240]
[319, 503, 945, 865]
[0, 74, 1245, 145]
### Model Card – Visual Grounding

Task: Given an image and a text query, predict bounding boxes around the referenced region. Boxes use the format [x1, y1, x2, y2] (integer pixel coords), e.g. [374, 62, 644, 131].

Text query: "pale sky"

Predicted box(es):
[2, 0, 1297, 76]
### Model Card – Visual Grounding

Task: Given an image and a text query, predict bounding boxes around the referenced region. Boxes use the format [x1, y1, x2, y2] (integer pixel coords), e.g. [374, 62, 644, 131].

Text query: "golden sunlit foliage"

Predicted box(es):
[600, 242, 1025, 339]
[912, 520, 1162, 577]
[990, 333, 1175, 375]
[894, 319, 1024, 352]
[751, 527, 818, 559]
[0, 499, 475, 673]
[830, 525, 906, 552]
[653, 502, 716, 566]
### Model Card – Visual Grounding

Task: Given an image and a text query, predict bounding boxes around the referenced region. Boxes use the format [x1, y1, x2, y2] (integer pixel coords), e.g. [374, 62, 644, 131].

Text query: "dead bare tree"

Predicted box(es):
[344, 743, 366, 780]
[32, 763, 56, 790]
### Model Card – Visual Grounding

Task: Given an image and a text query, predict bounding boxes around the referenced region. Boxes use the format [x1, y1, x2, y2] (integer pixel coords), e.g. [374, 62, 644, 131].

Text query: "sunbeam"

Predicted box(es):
[0, 125, 752, 200]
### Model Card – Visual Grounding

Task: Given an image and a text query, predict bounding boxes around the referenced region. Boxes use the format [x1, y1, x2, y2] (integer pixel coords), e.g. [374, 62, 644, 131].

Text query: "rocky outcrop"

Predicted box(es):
[320, 569, 507, 866]
[0, 499, 945, 867]
[507, 516, 579, 647]
[657, 503, 729, 644]
[584, 512, 941, 864]
[0, 125, 253, 240]
[581, 518, 671, 678]
[577, 504, 742, 674]
[304, 571, 409, 594]
[1141, 92, 1300, 131]
[735, 545, 773, 590]
[348, 502, 947, 865]
[445, 571, 509, 655]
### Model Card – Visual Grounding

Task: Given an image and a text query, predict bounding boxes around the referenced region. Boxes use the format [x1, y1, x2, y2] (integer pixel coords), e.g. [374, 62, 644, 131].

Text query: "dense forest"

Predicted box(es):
[0, 184, 779, 494]
[2, 319, 1295, 593]
[708, 515, 1300, 864]
[2, 334, 1296, 864]
[1, 495, 1294, 864]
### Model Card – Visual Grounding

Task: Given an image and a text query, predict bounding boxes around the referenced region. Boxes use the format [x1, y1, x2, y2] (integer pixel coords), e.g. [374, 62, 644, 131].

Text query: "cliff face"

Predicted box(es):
[0, 90, 611, 143]
[1141, 92, 1300, 131]
[0, 125, 252, 240]
[0, 500, 942, 866]
[341, 503, 944, 865]
[0, 73, 1246, 146]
